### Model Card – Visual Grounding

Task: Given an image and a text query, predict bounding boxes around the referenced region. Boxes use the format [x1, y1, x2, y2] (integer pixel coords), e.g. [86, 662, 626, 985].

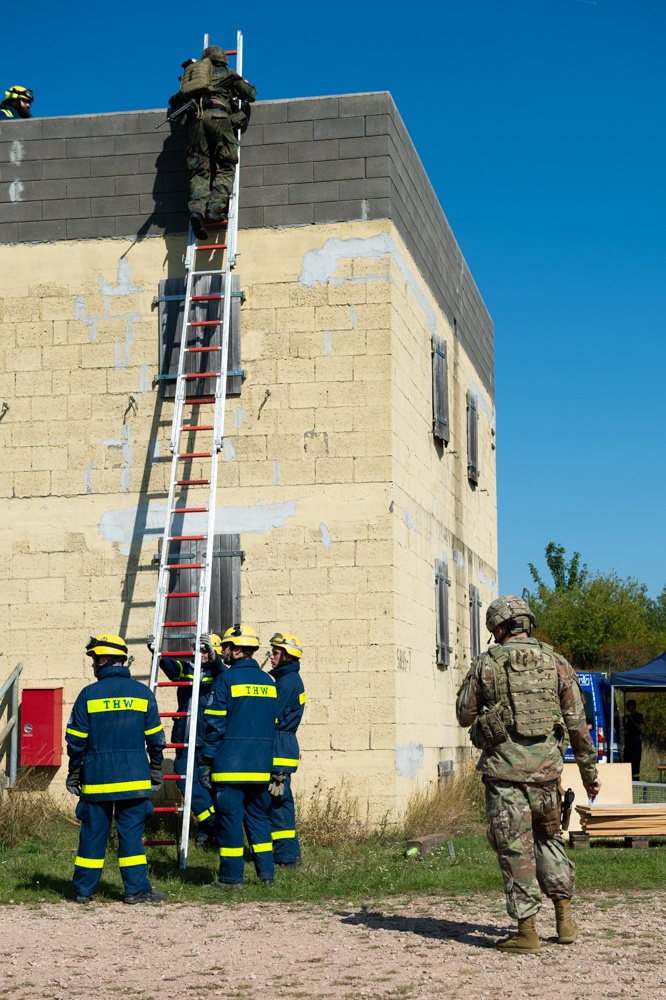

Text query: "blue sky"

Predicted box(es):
[5, 1, 666, 595]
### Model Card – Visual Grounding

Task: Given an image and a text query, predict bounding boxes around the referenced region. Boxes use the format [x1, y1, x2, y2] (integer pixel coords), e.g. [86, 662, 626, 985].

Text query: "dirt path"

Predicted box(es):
[0, 893, 664, 999]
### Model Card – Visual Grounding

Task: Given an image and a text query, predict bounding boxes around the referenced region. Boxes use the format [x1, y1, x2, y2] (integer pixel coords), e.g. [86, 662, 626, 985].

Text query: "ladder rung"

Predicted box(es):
[165, 562, 204, 570]
[166, 591, 201, 597]
[187, 323, 223, 329]
[164, 774, 184, 781]
[170, 505, 208, 512]
[191, 270, 227, 276]
[178, 452, 212, 459]
[205, 219, 228, 227]
[152, 807, 182, 816]
[144, 838, 179, 845]
[184, 397, 215, 404]
[176, 481, 210, 487]
[191, 294, 224, 302]
[160, 712, 190, 717]
[163, 620, 197, 627]
[180, 428, 213, 434]
[166, 742, 188, 749]
[169, 533, 206, 540]
[159, 649, 194, 657]
[157, 681, 194, 687]
[195, 243, 227, 251]
[184, 372, 218, 380]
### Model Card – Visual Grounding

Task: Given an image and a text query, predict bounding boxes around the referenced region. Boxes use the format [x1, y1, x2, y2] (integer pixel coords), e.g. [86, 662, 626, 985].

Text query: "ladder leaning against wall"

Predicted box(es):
[146, 30, 246, 870]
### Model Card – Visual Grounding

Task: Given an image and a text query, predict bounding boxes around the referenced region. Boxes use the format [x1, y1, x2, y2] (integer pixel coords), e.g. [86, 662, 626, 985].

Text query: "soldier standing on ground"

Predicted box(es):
[456, 595, 601, 954]
[0, 86, 34, 119]
[65, 634, 166, 905]
[168, 45, 256, 240]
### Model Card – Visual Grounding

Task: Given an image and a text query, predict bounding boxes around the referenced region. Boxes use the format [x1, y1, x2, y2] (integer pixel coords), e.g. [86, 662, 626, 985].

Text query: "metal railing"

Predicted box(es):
[632, 780, 666, 805]
[0, 661, 23, 789]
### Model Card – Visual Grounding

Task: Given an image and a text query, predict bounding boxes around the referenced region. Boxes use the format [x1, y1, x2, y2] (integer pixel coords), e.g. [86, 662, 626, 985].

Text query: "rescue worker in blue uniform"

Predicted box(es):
[0, 85, 34, 118]
[267, 632, 306, 865]
[147, 631, 226, 848]
[199, 624, 276, 888]
[65, 633, 166, 904]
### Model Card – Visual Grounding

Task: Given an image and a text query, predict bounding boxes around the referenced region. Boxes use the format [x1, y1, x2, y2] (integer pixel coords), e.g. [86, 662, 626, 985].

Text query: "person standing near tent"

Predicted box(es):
[623, 699, 644, 780]
[456, 595, 601, 955]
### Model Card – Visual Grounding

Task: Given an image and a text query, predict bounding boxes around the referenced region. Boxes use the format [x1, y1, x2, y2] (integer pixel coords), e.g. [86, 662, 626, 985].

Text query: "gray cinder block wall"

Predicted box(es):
[0, 92, 493, 394]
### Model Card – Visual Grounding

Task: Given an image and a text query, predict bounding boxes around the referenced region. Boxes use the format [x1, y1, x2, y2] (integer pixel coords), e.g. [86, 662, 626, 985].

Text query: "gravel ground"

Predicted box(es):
[0, 893, 664, 999]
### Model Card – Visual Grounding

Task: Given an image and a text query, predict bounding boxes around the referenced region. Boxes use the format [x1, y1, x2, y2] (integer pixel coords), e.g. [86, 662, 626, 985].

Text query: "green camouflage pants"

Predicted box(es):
[485, 777, 575, 919]
[187, 114, 238, 217]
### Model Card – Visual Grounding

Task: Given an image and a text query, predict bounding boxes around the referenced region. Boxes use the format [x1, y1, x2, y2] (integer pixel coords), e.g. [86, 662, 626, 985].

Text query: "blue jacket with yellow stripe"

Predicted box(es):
[202, 657, 276, 785]
[0, 104, 20, 118]
[65, 664, 165, 801]
[270, 661, 306, 774]
[159, 653, 225, 744]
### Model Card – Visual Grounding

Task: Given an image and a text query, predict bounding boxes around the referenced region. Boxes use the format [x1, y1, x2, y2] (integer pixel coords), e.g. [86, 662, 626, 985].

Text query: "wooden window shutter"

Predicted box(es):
[469, 584, 481, 660]
[431, 334, 450, 444]
[467, 391, 479, 484]
[435, 559, 452, 669]
[161, 532, 242, 653]
[157, 275, 243, 399]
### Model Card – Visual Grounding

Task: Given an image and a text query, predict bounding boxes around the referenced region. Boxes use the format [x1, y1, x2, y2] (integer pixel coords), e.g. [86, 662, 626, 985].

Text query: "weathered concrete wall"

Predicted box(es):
[0, 94, 497, 819]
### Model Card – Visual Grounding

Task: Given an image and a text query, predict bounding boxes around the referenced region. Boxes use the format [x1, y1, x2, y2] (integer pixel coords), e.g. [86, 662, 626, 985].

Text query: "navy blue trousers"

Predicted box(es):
[174, 749, 216, 836]
[215, 784, 274, 884]
[268, 774, 302, 863]
[73, 798, 153, 897]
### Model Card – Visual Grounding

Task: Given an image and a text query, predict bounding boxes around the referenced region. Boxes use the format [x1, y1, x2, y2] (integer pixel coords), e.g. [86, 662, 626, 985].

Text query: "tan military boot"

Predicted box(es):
[553, 899, 579, 944]
[495, 914, 541, 954]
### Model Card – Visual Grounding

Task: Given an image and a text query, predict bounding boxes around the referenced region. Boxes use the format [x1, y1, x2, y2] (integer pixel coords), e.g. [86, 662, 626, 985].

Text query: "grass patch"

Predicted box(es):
[402, 764, 485, 839]
[0, 772, 73, 848]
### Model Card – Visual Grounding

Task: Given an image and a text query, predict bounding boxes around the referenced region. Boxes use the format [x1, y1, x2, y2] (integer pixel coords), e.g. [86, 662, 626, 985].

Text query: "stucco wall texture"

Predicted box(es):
[0, 94, 497, 821]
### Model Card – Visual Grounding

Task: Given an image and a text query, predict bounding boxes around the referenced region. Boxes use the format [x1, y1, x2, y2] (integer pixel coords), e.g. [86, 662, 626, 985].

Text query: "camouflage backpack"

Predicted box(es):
[179, 59, 215, 99]
[490, 641, 562, 738]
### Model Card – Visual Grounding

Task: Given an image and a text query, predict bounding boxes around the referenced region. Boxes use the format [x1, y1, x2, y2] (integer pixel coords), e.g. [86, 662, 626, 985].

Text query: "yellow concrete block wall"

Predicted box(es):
[0, 219, 496, 822]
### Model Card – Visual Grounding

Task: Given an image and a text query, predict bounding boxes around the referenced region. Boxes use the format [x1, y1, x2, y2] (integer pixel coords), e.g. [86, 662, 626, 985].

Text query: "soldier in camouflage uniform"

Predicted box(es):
[169, 46, 256, 239]
[456, 595, 601, 954]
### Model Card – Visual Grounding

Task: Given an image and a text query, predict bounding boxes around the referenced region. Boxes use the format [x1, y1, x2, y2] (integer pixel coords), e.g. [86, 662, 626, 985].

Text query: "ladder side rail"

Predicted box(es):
[226, 30, 243, 268]
[179, 638, 205, 868]
[169, 238, 199, 455]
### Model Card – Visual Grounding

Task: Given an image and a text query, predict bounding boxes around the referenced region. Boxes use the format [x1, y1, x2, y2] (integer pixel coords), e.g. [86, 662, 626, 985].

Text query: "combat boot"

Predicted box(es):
[495, 915, 541, 954]
[553, 899, 579, 944]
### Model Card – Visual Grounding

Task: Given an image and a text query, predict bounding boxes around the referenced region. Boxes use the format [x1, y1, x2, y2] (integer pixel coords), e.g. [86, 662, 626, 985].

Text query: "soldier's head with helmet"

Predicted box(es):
[1, 85, 34, 118]
[220, 623, 260, 663]
[85, 633, 128, 676]
[486, 595, 536, 645]
[268, 632, 303, 669]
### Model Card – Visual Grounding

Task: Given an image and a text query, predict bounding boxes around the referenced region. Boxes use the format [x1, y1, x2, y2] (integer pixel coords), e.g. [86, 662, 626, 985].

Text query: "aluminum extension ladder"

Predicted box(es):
[146, 30, 245, 870]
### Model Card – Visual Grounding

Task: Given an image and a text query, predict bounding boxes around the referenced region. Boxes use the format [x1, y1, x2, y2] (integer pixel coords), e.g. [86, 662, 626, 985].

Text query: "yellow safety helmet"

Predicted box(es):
[5, 86, 34, 103]
[221, 624, 260, 650]
[86, 633, 128, 660]
[208, 633, 223, 655]
[270, 632, 303, 660]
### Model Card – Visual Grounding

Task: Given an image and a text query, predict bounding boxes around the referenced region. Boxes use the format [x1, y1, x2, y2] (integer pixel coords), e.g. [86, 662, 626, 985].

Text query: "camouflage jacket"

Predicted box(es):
[169, 64, 256, 120]
[456, 637, 598, 785]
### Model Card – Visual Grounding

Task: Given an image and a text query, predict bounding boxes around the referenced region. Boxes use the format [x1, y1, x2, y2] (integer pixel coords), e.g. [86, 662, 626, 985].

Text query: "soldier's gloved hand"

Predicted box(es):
[268, 772, 287, 798]
[150, 764, 163, 789]
[200, 634, 214, 657]
[146, 634, 156, 654]
[66, 767, 82, 797]
[199, 764, 213, 790]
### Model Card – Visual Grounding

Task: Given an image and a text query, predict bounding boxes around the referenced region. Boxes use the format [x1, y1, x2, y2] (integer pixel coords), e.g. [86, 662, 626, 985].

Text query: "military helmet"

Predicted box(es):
[221, 623, 260, 650]
[86, 633, 128, 660]
[5, 86, 34, 103]
[270, 632, 303, 660]
[202, 45, 228, 65]
[486, 595, 535, 634]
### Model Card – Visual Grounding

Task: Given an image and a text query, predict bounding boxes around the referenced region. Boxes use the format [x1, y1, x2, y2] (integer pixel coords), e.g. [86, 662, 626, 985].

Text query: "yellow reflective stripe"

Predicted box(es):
[299, 692, 306, 705]
[118, 855, 147, 867]
[204, 709, 227, 716]
[87, 697, 148, 714]
[81, 780, 151, 794]
[273, 757, 299, 767]
[230, 684, 276, 699]
[196, 806, 214, 822]
[219, 846, 244, 857]
[144, 724, 163, 736]
[66, 727, 89, 739]
[252, 842, 273, 853]
[212, 772, 270, 783]
[75, 856, 105, 868]
[271, 830, 296, 840]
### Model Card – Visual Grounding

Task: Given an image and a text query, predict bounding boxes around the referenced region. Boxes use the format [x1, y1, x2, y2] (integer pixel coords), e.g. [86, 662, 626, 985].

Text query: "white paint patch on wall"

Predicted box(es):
[74, 295, 98, 341]
[8, 180, 24, 202]
[223, 437, 235, 462]
[138, 365, 150, 394]
[9, 139, 24, 165]
[98, 499, 299, 556]
[100, 256, 141, 297]
[272, 460, 282, 485]
[85, 461, 94, 495]
[350, 304, 356, 327]
[452, 549, 464, 569]
[478, 570, 498, 596]
[101, 423, 132, 493]
[233, 408, 245, 430]
[299, 232, 439, 334]
[323, 331, 332, 356]
[395, 742, 425, 779]
[403, 508, 418, 532]
[320, 523, 331, 547]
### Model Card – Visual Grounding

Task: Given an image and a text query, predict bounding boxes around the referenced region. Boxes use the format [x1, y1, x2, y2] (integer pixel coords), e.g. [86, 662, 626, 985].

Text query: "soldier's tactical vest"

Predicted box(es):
[180, 58, 215, 99]
[488, 641, 562, 737]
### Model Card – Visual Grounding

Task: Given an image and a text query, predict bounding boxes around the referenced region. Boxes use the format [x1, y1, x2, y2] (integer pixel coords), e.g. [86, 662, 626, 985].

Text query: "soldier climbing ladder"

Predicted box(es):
[146, 30, 246, 870]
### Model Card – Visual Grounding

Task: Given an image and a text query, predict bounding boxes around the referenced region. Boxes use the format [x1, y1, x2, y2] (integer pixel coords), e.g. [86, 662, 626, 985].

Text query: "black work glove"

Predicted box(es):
[200, 633, 215, 657]
[150, 763, 163, 790]
[268, 772, 287, 798]
[199, 764, 213, 790]
[66, 767, 82, 797]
